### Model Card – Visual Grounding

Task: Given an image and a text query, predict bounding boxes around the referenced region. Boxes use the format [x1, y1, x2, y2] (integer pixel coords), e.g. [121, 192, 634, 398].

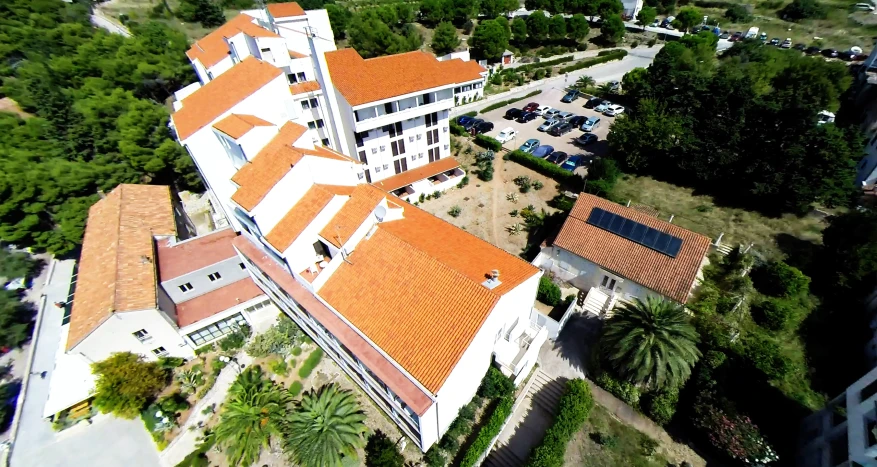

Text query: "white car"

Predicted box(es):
[533, 105, 551, 115]
[604, 105, 625, 117]
[594, 101, 612, 113]
[495, 127, 518, 143]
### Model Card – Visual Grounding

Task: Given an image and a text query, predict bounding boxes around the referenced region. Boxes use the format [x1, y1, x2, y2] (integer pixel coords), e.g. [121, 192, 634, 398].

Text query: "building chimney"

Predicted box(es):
[97, 189, 106, 199]
[491, 269, 500, 280]
[140, 255, 152, 264]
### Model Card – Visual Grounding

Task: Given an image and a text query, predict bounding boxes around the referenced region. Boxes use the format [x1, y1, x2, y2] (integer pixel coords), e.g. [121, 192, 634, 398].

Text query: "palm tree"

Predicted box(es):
[214, 366, 289, 466]
[574, 75, 595, 90]
[283, 384, 368, 467]
[601, 297, 701, 390]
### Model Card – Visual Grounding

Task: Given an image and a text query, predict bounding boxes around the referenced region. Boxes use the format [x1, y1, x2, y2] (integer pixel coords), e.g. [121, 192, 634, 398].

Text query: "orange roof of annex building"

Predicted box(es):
[186, 14, 281, 68]
[173, 57, 283, 140]
[213, 114, 273, 140]
[267, 2, 306, 18]
[67, 185, 177, 350]
[319, 190, 539, 392]
[374, 157, 459, 192]
[324, 49, 486, 106]
[553, 194, 712, 304]
[156, 227, 239, 280]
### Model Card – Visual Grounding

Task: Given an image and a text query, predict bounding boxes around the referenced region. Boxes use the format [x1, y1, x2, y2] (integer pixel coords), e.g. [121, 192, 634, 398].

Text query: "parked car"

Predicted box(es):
[561, 90, 580, 103]
[768, 37, 780, 46]
[533, 105, 551, 115]
[519, 138, 540, 153]
[575, 133, 598, 146]
[730, 31, 743, 41]
[650, 19, 660, 27]
[548, 122, 573, 136]
[546, 151, 569, 164]
[855, 2, 876, 10]
[580, 116, 601, 132]
[569, 115, 587, 128]
[822, 48, 839, 58]
[759, 32, 768, 41]
[594, 101, 612, 113]
[461, 118, 482, 130]
[603, 105, 625, 117]
[516, 111, 538, 123]
[793, 43, 806, 51]
[584, 97, 602, 109]
[556, 111, 574, 121]
[561, 154, 584, 171]
[805, 46, 821, 55]
[608, 80, 621, 92]
[472, 121, 494, 134]
[543, 108, 561, 120]
[504, 108, 523, 120]
[523, 102, 540, 112]
[456, 115, 475, 127]
[780, 38, 792, 49]
[496, 127, 518, 143]
[538, 119, 561, 132]
[531, 145, 554, 158]
[719, 32, 730, 40]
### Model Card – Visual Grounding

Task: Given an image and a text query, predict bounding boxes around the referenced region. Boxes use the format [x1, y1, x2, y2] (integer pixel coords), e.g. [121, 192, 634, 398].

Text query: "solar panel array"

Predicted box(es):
[585, 208, 684, 258]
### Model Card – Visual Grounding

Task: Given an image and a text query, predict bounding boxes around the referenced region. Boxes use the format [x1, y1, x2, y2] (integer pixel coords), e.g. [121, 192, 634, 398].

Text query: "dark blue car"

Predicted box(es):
[456, 116, 475, 127]
[531, 145, 554, 158]
[561, 154, 584, 171]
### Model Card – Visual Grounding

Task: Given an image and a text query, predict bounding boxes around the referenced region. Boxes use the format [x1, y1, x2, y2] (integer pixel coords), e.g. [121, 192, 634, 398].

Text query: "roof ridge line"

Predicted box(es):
[111, 186, 126, 317]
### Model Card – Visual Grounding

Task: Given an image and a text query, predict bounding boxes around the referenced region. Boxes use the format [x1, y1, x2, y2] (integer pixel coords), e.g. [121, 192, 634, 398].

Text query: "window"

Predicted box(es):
[287, 73, 298, 84]
[297, 72, 306, 81]
[355, 131, 368, 147]
[133, 329, 150, 342]
[301, 100, 311, 110]
[422, 93, 433, 105]
[309, 98, 318, 108]
[385, 122, 402, 138]
[260, 47, 274, 62]
[151, 347, 168, 357]
[229, 42, 240, 64]
[239, 262, 246, 270]
[384, 102, 395, 114]
[208, 272, 222, 282]
[206, 71, 214, 81]
[428, 147, 440, 162]
[394, 158, 408, 174]
[358, 150, 368, 165]
[426, 129, 439, 146]
[425, 112, 438, 128]
[187, 313, 249, 346]
[307, 119, 324, 130]
[391, 139, 405, 156]
[600, 275, 617, 290]
[322, 138, 330, 146]
[179, 282, 194, 292]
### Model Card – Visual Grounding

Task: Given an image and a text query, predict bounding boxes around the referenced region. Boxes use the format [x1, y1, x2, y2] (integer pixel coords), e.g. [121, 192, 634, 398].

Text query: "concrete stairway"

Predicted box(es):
[582, 288, 609, 316]
[483, 370, 565, 467]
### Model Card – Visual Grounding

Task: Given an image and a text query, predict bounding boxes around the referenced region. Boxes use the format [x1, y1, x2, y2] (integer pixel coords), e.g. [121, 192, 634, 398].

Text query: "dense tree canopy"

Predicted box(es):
[431, 22, 460, 56]
[470, 19, 510, 62]
[599, 14, 626, 44]
[0, 0, 199, 254]
[347, 8, 422, 58]
[524, 0, 621, 15]
[92, 352, 168, 418]
[607, 38, 859, 214]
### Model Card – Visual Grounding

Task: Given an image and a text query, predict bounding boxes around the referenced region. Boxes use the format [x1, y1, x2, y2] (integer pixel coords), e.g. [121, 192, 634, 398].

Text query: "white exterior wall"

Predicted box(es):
[354, 110, 451, 183]
[306, 155, 362, 186]
[206, 56, 235, 81]
[547, 246, 658, 301]
[249, 164, 315, 232]
[73, 309, 194, 363]
[192, 60, 209, 84]
[281, 195, 347, 272]
[454, 79, 486, 104]
[255, 37, 291, 69]
[177, 294, 274, 346]
[238, 125, 281, 157]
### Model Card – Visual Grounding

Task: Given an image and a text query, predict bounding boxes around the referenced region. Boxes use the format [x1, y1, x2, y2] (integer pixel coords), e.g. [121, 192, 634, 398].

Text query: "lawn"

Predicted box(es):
[611, 174, 830, 260]
[564, 406, 675, 467]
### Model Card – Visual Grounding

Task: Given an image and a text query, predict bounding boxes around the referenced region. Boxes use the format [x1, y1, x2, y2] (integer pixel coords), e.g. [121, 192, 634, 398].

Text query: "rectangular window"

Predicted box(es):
[287, 73, 299, 84]
[321, 138, 330, 146]
[355, 131, 368, 147]
[394, 158, 408, 174]
[260, 47, 273, 62]
[425, 112, 438, 128]
[151, 347, 168, 357]
[307, 119, 324, 130]
[358, 150, 368, 165]
[208, 272, 222, 282]
[133, 329, 150, 342]
[387, 122, 402, 138]
[428, 147, 440, 162]
[426, 129, 439, 146]
[301, 100, 311, 110]
[179, 282, 193, 292]
[391, 139, 405, 156]
[308, 121, 316, 130]
[187, 313, 248, 346]
[422, 93, 432, 105]
[309, 98, 318, 108]
[384, 102, 395, 114]
[297, 72, 306, 81]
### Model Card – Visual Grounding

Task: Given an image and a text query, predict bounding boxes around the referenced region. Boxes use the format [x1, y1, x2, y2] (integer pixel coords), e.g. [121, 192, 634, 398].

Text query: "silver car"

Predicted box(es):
[538, 118, 561, 132]
[594, 101, 612, 113]
[542, 108, 561, 120]
[580, 116, 601, 132]
[556, 111, 574, 121]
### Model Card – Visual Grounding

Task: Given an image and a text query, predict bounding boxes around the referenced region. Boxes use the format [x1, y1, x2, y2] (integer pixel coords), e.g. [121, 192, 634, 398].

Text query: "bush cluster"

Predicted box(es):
[584, 158, 621, 199]
[751, 260, 810, 298]
[559, 51, 627, 74]
[289, 380, 304, 397]
[474, 134, 502, 151]
[643, 387, 678, 425]
[516, 56, 573, 74]
[506, 150, 584, 189]
[218, 324, 251, 352]
[739, 331, 791, 379]
[750, 297, 799, 332]
[537, 276, 562, 306]
[478, 90, 543, 114]
[459, 397, 514, 467]
[478, 366, 515, 399]
[297, 348, 324, 379]
[526, 379, 594, 467]
[594, 372, 640, 408]
[450, 121, 467, 136]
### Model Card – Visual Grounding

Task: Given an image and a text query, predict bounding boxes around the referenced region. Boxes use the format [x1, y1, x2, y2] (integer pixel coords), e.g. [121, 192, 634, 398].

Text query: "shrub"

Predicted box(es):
[463, 111, 477, 117]
[507, 150, 583, 189]
[289, 380, 303, 397]
[450, 121, 467, 136]
[739, 332, 791, 379]
[751, 297, 799, 332]
[439, 434, 460, 452]
[724, 3, 750, 21]
[458, 176, 469, 187]
[157, 356, 185, 369]
[780, 0, 826, 20]
[692, 398, 778, 464]
[478, 163, 494, 181]
[526, 379, 594, 467]
[597, 49, 619, 56]
[365, 430, 405, 467]
[474, 134, 502, 151]
[532, 180, 543, 190]
[291, 346, 302, 356]
[537, 276, 562, 306]
[194, 343, 214, 356]
[594, 372, 640, 408]
[92, 352, 169, 419]
[639, 435, 660, 456]
[516, 56, 573, 74]
[446, 415, 471, 439]
[297, 348, 324, 378]
[423, 447, 446, 467]
[751, 261, 810, 298]
[158, 391, 190, 414]
[630, 41, 639, 48]
[643, 387, 678, 425]
[647, 38, 657, 47]
[585, 158, 621, 198]
[245, 318, 303, 358]
[459, 397, 514, 467]
[478, 366, 515, 399]
[534, 69, 546, 80]
[448, 206, 462, 217]
[477, 90, 542, 114]
[560, 51, 627, 74]
[590, 432, 617, 448]
[458, 401, 478, 420]
[218, 324, 251, 351]
[269, 358, 289, 377]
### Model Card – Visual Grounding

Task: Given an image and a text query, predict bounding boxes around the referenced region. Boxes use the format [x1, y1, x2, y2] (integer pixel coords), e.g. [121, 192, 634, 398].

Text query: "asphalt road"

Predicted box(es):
[90, 11, 131, 37]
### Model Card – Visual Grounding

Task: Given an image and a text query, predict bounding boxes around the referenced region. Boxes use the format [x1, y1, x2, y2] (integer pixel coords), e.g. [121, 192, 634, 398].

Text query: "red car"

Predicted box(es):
[522, 102, 539, 112]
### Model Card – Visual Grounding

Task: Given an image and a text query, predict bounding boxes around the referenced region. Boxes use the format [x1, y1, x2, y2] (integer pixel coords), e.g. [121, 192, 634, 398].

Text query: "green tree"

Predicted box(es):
[176, 0, 225, 27]
[326, 4, 353, 39]
[724, 4, 750, 22]
[601, 297, 701, 390]
[511, 17, 528, 43]
[574, 75, 595, 89]
[283, 384, 368, 467]
[348, 11, 422, 58]
[431, 22, 461, 56]
[0, 290, 34, 348]
[526, 11, 550, 43]
[599, 14, 625, 44]
[92, 352, 168, 419]
[597, 0, 623, 18]
[480, 0, 518, 18]
[447, 0, 477, 25]
[418, 0, 449, 25]
[0, 249, 39, 280]
[637, 6, 657, 30]
[780, 0, 826, 20]
[819, 210, 877, 297]
[214, 366, 289, 466]
[548, 15, 567, 42]
[566, 14, 589, 41]
[672, 6, 701, 32]
[469, 19, 510, 62]
[365, 430, 405, 467]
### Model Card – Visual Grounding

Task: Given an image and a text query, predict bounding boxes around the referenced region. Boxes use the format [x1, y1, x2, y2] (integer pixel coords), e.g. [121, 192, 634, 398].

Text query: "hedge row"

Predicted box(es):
[559, 51, 628, 74]
[516, 56, 574, 74]
[459, 396, 515, 467]
[596, 49, 620, 57]
[507, 150, 583, 189]
[297, 348, 323, 378]
[475, 134, 502, 151]
[694, 0, 735, 7]
[450, 121, 467, 136]
[526, 379, 594, 467]
[478, 89, 542, 114]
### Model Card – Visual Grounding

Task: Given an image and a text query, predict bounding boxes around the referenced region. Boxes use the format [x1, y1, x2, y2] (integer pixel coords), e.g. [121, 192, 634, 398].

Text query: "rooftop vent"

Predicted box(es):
[482, 269, 502, 290]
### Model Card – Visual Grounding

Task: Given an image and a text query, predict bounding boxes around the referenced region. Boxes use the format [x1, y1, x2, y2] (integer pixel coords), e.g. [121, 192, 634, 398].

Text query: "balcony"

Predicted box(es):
[494, 318, 548, 385]
[353, 98, 453, 133]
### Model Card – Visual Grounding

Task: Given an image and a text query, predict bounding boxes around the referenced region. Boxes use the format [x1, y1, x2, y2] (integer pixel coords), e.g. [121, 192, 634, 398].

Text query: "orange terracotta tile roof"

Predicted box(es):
[324, 49, 487, 106]
[288, 81, 321, 95]
[173, 57, 283, 140]
[213, 114, 274, 140]
[230, 123, 352, 211]
[68, 185, 177, 350]
[264, 186, 335, 251]
[375, 157, 459, 192]
[319, 184, 385, 248]
[319, 197, 540, 392]
[186, 14, 281, 68]
[267, 2, 306, 18]
[553, 194, 712, 304]
[175, 278, 265, 328]
[288, 49, 308, 59]
[234, 235, 433, 413]
[156, 228, 239, 281]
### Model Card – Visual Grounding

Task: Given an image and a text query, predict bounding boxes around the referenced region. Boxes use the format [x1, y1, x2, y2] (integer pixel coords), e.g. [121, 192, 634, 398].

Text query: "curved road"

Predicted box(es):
[90, 10, 131, 37]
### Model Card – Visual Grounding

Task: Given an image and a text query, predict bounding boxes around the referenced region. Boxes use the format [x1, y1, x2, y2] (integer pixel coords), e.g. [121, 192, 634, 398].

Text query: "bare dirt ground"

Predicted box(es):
[0, 97, 32, 119]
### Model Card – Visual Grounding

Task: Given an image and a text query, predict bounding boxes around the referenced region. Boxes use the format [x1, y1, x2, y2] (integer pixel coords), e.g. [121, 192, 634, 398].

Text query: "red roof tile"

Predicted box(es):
[186, 14, 281, 68]
[553, 194, 711, 303]
[319, 184, 385, 248]
[264, 186, 335, 251]
[267, 2, 306, 18]
[374, 157, 459, 192]
[213, 114, 274, 140]
[156, 228, 239, 281]
[289, 81, 321, 95]
[175, 278, 265, 328]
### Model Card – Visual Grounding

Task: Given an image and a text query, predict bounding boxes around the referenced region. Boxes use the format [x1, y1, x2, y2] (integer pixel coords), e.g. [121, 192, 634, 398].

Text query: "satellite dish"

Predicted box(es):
[374, 205, 387, 222]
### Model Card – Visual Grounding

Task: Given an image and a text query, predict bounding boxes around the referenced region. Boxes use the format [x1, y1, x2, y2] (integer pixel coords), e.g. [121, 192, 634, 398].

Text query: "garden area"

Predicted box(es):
[564, 405, 671, 467]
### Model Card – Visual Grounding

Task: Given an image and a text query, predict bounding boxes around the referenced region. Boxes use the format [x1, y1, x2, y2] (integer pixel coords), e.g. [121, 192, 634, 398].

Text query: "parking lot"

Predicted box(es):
[477, 87, 615, 171]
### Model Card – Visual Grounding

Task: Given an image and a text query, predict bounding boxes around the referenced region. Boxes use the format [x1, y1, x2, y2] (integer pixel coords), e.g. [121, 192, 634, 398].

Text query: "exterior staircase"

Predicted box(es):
[581, 287, 609, 316]
[483, 370, 566, 467]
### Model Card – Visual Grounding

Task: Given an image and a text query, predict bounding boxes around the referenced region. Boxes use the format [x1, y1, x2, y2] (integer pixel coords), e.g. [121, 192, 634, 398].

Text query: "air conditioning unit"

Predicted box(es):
[443, 127, 448, 133]
[444, 144, 449, 150]
[371, 148, 378, 154]
[416, 134, 422, 140]
[380, 145, 386, 152]
[409, 136, 414, 142]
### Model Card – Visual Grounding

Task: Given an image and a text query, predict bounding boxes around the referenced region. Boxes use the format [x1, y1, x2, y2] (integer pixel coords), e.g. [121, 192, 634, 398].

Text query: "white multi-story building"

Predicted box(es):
[169, 3, 540, 451]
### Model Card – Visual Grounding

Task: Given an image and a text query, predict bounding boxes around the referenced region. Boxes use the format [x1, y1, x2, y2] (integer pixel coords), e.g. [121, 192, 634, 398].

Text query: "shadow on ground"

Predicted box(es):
[539, 313, 602, 379]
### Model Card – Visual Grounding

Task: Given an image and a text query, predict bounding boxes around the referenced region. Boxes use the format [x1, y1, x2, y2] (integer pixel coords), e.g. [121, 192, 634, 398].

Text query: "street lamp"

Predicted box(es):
[219, 355, 245, 374]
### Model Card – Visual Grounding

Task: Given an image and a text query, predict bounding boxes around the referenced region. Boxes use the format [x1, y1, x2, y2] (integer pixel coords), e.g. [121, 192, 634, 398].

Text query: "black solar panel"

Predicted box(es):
[585, 208, 684, 258]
